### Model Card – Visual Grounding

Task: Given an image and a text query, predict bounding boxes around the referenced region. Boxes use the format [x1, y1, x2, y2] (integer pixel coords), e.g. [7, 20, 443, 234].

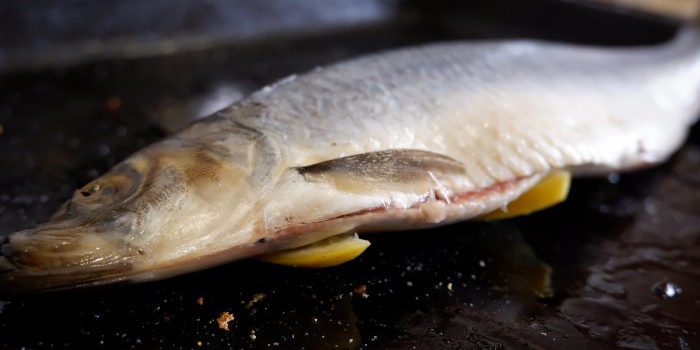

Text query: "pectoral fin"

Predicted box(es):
[258, 234, 371, 268]
[297, 149, 466, 194]
[480, 170, 571, 220]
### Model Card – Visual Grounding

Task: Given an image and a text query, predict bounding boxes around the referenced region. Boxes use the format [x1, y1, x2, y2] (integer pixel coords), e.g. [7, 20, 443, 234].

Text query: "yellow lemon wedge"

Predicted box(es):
[480, 170, 571, 220]
[258, 233, 371, 268]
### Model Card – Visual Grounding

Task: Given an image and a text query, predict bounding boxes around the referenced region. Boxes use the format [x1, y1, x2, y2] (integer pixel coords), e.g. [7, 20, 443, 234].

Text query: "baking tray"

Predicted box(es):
[0, 0, 697, 349]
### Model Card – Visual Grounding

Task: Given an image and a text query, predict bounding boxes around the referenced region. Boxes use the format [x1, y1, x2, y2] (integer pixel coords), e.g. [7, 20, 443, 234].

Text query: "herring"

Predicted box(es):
[2, 29, 700, 293]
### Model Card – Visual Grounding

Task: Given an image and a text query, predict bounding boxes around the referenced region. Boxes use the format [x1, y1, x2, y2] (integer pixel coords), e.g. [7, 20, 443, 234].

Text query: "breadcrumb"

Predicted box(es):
[217, 312, 235, 331]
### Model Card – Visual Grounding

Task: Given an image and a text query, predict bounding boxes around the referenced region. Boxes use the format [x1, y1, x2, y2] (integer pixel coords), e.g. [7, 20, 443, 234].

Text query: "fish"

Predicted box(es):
[2, 28, 700, 293]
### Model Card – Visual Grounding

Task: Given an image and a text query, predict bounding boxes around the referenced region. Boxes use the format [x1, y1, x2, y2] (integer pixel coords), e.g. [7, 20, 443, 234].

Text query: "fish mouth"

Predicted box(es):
[0, 227, 137, 294]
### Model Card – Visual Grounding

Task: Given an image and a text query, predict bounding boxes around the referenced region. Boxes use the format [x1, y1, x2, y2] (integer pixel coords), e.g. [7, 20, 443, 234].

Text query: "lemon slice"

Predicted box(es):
[481, 170, 571, 220]
[258, 233, 370, 268]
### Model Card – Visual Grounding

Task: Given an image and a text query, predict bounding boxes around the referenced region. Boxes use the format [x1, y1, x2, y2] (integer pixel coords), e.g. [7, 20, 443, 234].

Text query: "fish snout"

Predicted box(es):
[0, 225, 139, 293]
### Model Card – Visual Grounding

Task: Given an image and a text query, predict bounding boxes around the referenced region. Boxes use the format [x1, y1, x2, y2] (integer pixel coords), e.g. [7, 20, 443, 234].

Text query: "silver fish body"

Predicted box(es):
[2, 29, 700, 292]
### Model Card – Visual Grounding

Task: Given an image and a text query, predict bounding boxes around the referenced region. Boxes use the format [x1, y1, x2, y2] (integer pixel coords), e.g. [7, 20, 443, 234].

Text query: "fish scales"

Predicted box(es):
[1, 29, 700, 292]
[241, 33, 700, 176]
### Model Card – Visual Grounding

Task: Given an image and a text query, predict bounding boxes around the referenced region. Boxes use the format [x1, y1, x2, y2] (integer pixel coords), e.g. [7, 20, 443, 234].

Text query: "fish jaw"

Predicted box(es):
[0, 218, 142, 292]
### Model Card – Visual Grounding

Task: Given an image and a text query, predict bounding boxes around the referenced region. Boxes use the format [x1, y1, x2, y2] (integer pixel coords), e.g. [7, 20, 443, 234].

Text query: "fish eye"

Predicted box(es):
[75, 176, 127, 204]
[77, 178, 123, 200]
[80, 183, 102, 197]
[70, 167, 141, 212]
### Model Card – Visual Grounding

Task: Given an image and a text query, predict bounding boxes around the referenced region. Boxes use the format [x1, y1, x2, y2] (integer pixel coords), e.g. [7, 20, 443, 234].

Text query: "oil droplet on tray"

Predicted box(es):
[651, 280, 682, 299]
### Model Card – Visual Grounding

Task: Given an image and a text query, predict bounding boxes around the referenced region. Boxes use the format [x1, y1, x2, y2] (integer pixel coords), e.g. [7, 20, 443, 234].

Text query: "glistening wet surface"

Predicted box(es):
[0, 1, 698, 349]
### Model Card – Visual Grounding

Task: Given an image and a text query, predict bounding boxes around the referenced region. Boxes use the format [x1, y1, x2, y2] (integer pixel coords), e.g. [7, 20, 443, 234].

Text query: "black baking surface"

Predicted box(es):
[0, 1, 698, 349]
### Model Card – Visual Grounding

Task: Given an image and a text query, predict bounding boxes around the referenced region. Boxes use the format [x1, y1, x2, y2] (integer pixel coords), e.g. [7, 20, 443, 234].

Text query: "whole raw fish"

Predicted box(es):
[2, 29, 700, 293]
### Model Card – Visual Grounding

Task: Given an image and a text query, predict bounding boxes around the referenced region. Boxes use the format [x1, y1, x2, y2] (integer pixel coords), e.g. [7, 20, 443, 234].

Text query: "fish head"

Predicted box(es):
[1, 159, 153, 292]
[0, 120, 272, 292]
